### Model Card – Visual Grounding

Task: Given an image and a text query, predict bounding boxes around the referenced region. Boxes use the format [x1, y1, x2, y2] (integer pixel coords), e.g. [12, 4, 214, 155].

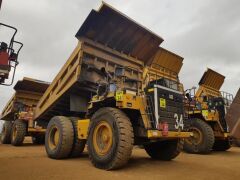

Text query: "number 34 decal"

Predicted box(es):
[174, 113, 184, 130]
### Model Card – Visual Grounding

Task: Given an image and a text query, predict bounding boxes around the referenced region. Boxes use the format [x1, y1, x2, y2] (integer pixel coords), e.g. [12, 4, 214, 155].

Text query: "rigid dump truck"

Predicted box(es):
[0, 77, 49, 145]
[7, 3, 191, 170]
[0, 23, 23, 86]
[184, 68, 233, 154]
[225, 88, 240, 146]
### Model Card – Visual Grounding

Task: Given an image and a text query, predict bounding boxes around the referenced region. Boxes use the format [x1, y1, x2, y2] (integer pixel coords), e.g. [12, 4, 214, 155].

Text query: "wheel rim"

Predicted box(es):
[186, 127, 203, 145]
[93, 121, 113, 156]
[48, 125, 60, 150]
[12, 126, 17, 141]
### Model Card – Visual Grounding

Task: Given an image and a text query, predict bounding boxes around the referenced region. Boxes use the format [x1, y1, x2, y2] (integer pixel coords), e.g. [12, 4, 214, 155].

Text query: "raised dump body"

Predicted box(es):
[147, 47, 183, 86]
[34, 2, 163, 122]
[1, 77, 49, 120]
[197, 68, 225, 97]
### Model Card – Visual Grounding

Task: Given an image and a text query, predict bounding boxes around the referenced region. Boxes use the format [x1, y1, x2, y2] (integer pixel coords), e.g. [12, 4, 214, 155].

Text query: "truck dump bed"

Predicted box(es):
[225, 88, 240, 139]
[148, 47, 183, 83]
[1, 77, 49, 121]
[34, 3, 164, 122]
[199, 68, 225, 90]
[198, 68, 225, 97]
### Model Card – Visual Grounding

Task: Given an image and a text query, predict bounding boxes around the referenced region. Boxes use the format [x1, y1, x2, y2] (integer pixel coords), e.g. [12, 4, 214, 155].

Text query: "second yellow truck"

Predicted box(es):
[184, 68, 233, 153]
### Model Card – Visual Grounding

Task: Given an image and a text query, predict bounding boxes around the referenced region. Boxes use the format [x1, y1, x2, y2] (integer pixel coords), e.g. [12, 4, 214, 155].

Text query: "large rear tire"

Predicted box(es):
[45, 116, 74, 159]
[144, 139, 183, 160]
[69, 117, 86, 157]
[183, 118, 214, 154]
[11, 120, 27, 146]
[87, 107, 134, 170]
[235, 139, 240, 147]
[213, 139, 231, 151]
[1, 121, 12, 144]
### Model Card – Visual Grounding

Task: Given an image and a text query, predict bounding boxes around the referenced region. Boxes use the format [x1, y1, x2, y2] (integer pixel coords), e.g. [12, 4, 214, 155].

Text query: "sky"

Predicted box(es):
[0, 0, 240, 115]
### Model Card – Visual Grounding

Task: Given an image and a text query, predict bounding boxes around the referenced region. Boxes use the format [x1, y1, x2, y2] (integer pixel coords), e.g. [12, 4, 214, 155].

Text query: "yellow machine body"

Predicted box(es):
[187, 68, 230, 139]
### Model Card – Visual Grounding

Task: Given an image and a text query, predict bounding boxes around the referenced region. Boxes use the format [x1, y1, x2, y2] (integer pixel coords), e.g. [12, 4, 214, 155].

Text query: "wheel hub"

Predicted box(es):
[93, 121, 113, 156]
[48, 126, 60, 150]
[12, 126, 17, 141]
[186, 127, 203, 145]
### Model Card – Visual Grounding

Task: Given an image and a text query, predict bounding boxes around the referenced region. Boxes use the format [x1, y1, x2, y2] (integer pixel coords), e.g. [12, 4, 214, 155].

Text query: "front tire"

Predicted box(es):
[11, 120, 27, 146]
[144, 139, 183, 160]
[213, 139, 231, 151]
[235, 139, 240, 147]
[1, 121, 12, 144]
[45, 116, 74, 159]
[183, 118, 214, 154]
[87, 107, 134, 170]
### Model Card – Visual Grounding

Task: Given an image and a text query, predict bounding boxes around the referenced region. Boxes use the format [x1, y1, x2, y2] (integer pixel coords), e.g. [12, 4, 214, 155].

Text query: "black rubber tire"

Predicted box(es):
[213, 139, 231, 151]
[45, 116, 74, 159]
[69, 117, 86, 157]
[11, 120, 27, 146]
[87, 107, 134, 170]
[32, 134, 45, 144]
[144, 139, 183, 160]
[183, 118, 214, 154]
[234, 139, 240, 147]
[1, 121, 12, 144]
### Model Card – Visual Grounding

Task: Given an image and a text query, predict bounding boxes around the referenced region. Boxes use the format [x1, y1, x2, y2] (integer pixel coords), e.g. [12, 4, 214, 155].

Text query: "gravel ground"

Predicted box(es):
[0, 138, 240, 180]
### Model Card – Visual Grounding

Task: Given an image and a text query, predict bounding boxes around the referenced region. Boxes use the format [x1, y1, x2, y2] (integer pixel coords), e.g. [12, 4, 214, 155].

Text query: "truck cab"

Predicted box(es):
[0, 23, 23, 85]
[184, 68, 233, 154]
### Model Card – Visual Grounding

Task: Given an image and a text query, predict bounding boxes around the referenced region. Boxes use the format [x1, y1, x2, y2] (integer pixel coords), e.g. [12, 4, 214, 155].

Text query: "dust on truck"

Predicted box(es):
[184, 68, 233, 154]
[31, 3, 191, 170]
[0, 77, 49, 145]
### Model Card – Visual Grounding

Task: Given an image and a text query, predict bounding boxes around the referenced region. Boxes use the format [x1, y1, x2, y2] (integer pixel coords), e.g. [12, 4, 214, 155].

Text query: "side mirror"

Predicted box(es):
[203, 96, 208, 102]
[186, 93, 192, 102]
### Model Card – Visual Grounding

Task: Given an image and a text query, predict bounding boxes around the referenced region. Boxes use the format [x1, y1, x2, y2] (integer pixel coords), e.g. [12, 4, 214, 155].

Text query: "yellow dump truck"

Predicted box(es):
[0, 77, 49, 145]
[3, 3, 192, 170]
[184, 68, 233, 153]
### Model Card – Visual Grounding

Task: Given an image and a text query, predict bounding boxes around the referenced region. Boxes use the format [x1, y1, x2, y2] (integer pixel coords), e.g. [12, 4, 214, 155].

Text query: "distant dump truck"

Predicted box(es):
[184, 68, 233, 153]
[0, 77, 49, 145]
[3, 3, 192, 170]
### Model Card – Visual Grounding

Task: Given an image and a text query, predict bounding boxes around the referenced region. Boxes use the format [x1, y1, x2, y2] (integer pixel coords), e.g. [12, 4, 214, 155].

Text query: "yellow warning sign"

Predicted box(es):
[202, 110, 209, 117]
[115, 91, 124, 101]
[160, 98, 166, 108]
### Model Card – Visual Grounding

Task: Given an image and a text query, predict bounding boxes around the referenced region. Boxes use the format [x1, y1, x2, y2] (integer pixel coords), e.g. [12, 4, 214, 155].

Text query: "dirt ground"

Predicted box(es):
[0, 138, 240, 180]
